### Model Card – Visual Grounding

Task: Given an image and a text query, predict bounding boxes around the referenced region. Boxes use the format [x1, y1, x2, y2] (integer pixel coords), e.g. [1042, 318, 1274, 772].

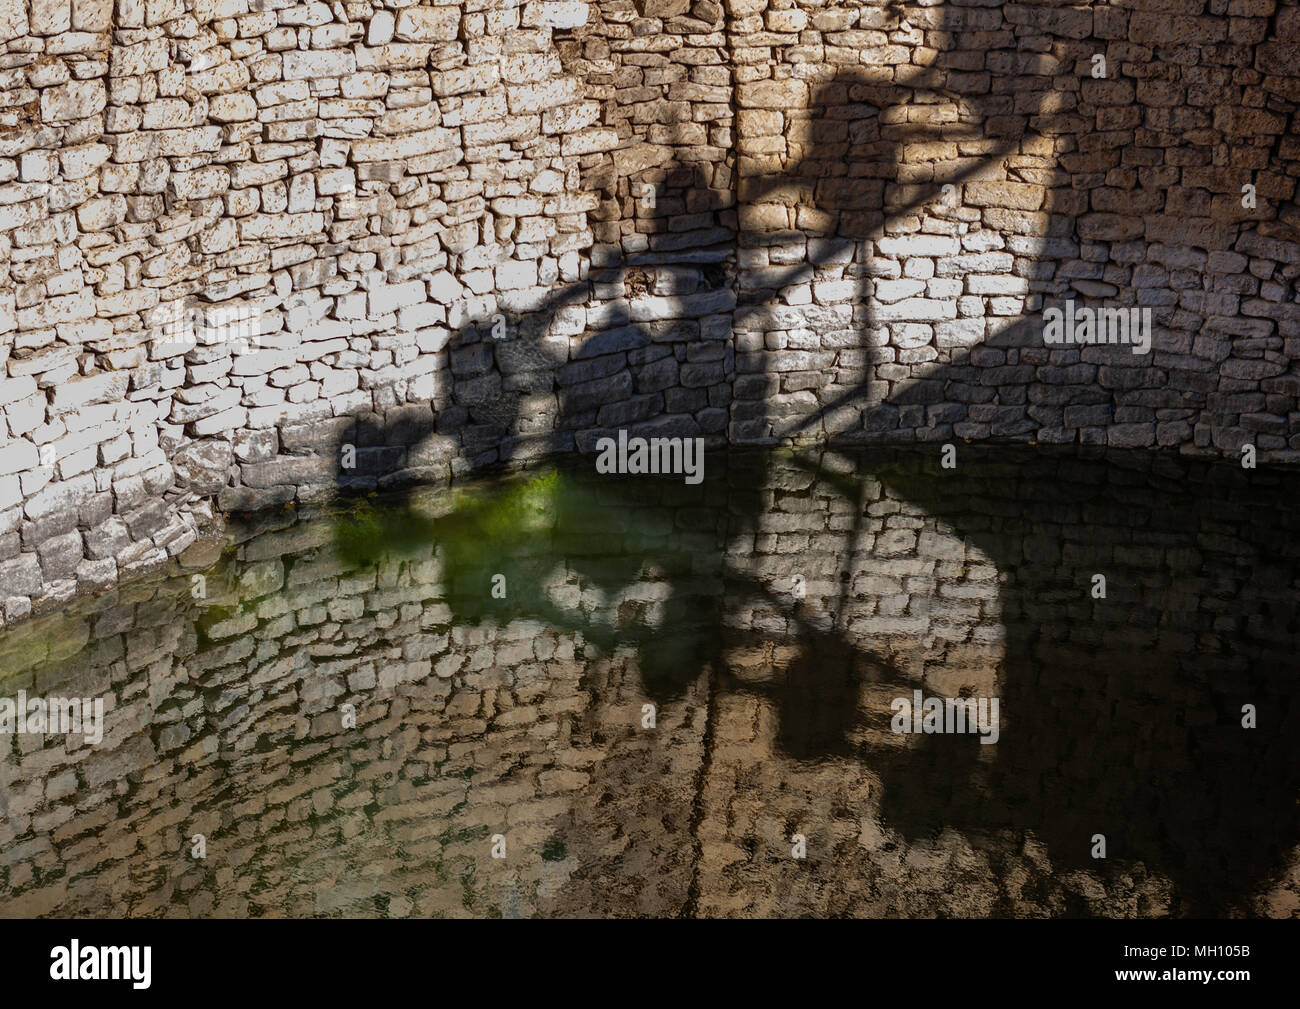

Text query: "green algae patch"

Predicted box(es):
[332, 468, 567, 574]
[0, 627, 50, 689]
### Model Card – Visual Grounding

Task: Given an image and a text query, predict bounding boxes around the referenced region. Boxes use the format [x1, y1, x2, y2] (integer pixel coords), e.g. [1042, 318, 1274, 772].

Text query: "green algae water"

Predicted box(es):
[1, 445, 1298, 917]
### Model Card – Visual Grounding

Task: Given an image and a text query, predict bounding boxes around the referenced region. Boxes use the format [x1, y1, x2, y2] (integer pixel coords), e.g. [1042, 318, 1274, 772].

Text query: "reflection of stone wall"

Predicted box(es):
[2, 447, 1296, 917]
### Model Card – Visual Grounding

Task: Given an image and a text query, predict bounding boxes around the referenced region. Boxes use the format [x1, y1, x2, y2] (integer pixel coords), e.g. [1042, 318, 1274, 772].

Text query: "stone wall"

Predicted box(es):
[1, 448, 1297, 916]
[732, 0, 1300, 448]
[2, 0, 1300, 619]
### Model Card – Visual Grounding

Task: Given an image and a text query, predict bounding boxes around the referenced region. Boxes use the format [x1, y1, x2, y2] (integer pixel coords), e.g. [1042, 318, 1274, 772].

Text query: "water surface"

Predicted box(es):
[1, 445, 1297, 917]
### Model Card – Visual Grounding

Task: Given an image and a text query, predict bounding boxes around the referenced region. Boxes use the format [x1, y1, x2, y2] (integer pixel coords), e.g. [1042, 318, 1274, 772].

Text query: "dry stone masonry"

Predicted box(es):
[1, 0, 1300, 617]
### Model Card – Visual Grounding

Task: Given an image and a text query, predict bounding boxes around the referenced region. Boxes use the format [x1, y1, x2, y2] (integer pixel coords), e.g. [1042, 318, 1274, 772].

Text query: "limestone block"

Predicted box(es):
[394, 7, 460, 42]
[40, 80, 106, 124]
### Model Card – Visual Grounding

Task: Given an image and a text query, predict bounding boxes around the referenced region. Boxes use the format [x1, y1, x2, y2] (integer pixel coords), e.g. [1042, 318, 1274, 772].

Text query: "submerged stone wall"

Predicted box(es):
[2, 0, 1300, 617]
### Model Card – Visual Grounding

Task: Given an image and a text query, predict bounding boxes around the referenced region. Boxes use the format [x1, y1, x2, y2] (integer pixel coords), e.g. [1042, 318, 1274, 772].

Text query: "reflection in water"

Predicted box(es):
[1, 445, 1297, 917]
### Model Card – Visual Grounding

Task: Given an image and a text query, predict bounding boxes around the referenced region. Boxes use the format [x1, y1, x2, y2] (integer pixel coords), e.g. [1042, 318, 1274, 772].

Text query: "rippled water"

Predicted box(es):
[1, 445, 1297, 917]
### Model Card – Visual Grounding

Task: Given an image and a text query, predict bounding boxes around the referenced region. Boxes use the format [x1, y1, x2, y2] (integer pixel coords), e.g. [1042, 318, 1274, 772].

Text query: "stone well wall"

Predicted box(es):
[2, 0, 1300, 619]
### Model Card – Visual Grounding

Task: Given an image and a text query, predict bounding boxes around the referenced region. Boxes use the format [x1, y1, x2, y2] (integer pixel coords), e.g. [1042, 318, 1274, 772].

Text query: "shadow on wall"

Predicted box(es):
[338, 0, 1300, 490]
[327, 0, 1300, 913]
[737, 0, 1300, 450]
